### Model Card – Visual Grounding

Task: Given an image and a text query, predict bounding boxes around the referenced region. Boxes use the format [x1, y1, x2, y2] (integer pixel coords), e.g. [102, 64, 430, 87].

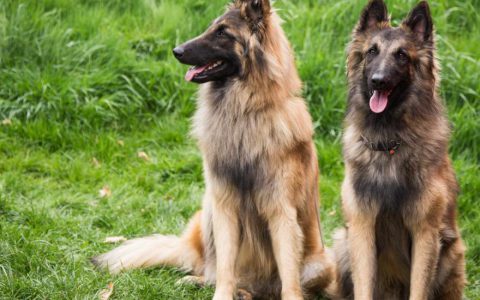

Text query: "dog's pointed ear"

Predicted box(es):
[357, 0, 389, 33]
[235, 0, 271, 25]
[403, 1, 433, 42]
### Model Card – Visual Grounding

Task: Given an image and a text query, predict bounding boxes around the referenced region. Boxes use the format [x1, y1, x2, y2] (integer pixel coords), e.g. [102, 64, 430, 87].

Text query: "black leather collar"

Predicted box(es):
[361, 135, 402, 155]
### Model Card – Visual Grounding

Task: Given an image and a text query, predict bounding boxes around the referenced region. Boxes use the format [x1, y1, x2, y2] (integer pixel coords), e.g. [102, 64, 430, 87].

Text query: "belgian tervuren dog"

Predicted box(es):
[329, 1, 466, 299]
[93, 1, 333, 299]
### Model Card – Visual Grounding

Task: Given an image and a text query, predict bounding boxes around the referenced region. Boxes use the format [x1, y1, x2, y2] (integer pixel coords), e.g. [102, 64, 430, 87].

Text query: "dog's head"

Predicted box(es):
[173, 0, 272, 84]
[349, 0, 435, 114]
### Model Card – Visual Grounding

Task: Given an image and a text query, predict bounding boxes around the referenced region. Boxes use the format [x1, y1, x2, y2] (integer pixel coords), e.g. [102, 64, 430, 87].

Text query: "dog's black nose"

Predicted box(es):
[371, 73, 388, 89]
[173, 47, 184, 58]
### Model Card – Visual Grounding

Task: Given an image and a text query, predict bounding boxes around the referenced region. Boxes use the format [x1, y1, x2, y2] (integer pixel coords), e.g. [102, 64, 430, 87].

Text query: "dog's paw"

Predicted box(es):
[236, 289, 253, 300]
[175, 275, 205, 286]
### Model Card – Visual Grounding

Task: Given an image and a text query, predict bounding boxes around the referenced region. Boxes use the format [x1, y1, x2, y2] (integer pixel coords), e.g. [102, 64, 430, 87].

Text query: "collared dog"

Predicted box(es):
[328, 1, 466, 299]
[92, 1, 333, 299]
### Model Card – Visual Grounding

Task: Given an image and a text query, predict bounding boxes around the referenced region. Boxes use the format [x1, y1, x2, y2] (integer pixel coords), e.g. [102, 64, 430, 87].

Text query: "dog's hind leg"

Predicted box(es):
[435, 273, 464, 300]
[434, 241, 466, 300]
[92, 211, 204, 275]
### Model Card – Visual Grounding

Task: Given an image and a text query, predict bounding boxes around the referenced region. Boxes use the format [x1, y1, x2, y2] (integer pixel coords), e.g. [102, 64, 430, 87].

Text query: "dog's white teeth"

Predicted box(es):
[205, 61, 223, 71]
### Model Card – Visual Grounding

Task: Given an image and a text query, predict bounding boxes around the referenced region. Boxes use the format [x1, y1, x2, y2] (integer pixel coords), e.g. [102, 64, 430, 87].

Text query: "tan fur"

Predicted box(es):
[328, 1, 466, 299]
[93, 1, 333, 299]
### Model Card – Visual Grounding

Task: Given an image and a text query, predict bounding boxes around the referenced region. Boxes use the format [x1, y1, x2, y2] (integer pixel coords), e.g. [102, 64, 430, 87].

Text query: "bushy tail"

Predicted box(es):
[92, 212, 204, 275]
[325, 228, 353, 300]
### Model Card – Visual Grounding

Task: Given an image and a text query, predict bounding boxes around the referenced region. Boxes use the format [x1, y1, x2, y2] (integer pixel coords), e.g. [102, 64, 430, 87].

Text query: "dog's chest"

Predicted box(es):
[210, 145, 265, 194]
[198, 109, 276, 194]
[351, 152, 422, 211]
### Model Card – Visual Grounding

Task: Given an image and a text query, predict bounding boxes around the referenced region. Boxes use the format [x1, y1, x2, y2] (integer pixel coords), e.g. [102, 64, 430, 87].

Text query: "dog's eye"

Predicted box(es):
[367, 47, 378, 56]
[396, 51, 408, 61]
[216, 28, 225, 37]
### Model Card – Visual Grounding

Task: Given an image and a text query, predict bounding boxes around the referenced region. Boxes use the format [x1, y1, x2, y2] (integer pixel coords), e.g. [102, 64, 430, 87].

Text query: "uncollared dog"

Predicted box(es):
[92, 1, 333, 299]
[328, 1, 466, 299]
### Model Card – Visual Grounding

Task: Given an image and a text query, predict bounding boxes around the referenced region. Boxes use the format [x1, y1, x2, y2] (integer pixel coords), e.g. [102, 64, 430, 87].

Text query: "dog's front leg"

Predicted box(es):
[342, 176, 377, 300]
[409, 224, 440, 300]
[268, 205, 304, 300]
[212, 198, 239, 300]
[348, 215, 376, 300]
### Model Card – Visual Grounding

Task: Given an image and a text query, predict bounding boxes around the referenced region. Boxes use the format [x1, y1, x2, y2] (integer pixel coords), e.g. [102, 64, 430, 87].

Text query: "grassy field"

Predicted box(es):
[0, 0, 478, 299]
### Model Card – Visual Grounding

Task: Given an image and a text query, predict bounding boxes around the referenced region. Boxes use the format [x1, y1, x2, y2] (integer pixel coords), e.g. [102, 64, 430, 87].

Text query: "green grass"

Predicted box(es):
[0, 0, 478, 299]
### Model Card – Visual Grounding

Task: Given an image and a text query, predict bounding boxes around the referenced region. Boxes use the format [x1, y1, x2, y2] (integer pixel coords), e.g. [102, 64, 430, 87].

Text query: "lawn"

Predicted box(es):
[0, 0, 478, 299]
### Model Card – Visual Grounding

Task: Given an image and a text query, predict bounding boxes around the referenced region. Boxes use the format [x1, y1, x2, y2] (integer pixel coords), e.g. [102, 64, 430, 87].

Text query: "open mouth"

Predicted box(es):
[369, 89, 392, 114]
[185, 60, 225, 82]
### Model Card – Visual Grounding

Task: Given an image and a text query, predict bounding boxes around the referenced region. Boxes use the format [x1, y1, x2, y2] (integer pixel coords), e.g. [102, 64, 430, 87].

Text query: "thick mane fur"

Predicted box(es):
[190, 6, 321, 294]
[93, 3, 334, 298]
[344, 19, 451, 211]
[332, 4, 466, 300]
[193, 9, 312, 167]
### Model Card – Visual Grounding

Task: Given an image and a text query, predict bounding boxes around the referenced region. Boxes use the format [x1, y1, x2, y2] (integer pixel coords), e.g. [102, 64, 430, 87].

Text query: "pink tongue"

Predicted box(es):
[185, 65, 209, 82]
[369, 90, 389, 113]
